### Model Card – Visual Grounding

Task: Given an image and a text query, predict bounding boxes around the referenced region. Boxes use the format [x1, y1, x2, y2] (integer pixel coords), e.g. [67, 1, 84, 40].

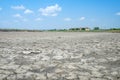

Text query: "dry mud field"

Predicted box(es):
[0, 32, 120, 80]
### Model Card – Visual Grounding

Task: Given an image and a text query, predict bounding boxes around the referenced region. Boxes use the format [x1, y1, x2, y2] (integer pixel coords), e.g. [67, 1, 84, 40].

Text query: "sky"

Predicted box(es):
[0, 0, 120, 30]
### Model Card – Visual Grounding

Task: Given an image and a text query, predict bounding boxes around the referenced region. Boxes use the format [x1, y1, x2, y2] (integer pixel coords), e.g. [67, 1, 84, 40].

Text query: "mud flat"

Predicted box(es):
[0, 32, 120, 80]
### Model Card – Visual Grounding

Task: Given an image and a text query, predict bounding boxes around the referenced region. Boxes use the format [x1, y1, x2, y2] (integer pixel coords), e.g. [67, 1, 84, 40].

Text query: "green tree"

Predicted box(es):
[94, 27, 100, 30]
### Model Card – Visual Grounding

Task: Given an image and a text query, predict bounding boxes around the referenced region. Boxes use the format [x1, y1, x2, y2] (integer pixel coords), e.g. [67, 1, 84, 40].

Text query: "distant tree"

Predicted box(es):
[81, 28, 85, 30]
[51, 29, 56, 31]
[75, 28, 80, 30]
[69, 28, 80, 31]
[94, 27, 100, 30]
[110, 28, 120, 30]
[69, 28, 75, 30]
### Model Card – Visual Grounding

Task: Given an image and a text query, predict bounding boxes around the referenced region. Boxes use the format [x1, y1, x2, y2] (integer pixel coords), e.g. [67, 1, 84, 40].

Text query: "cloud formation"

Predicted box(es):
[39, 4, 61, 16]
[24, 9, 34, 14]
[64, 18, 72, 21]
[13, 14, 22, 18]
[11, 5, 25, 10]
[80, 17, 85, 21]
[116, 12, 120, 15]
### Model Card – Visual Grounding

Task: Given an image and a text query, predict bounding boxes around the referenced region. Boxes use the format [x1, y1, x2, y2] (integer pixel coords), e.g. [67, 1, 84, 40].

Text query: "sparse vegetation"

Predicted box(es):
[0, 28, 43, 32]
[0, 27, 120, 33]
[108, 28, 120, 33]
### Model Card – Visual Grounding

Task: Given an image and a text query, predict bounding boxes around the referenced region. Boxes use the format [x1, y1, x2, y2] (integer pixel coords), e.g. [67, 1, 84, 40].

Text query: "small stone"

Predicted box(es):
[22, 51, 31, 55]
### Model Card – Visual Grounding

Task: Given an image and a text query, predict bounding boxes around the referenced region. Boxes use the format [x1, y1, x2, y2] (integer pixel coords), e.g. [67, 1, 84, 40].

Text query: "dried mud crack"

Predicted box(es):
[0, 32, 120, 80]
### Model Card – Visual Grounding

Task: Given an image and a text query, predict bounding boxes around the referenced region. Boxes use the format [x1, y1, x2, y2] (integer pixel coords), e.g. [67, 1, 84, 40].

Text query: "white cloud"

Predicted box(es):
[80, 17, 85, 21]
[116, 12, 120, 15]
[13, 14, 22, 18]
[13, 14, 28, 22]
[39, 4, 61, 16]
[35, 18, 43, 21]
[11, 5, 25, 10]
[0, 7, 2, 11]
[24, 9, 34, 14]
[64, 18, 72, 21]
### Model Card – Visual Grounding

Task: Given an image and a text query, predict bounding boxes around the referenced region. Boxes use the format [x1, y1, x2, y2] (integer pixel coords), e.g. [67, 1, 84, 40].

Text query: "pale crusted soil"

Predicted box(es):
[0, 32, 120, 80]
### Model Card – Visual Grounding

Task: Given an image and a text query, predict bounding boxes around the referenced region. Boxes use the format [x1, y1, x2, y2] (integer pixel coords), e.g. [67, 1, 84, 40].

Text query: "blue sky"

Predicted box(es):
[0, 0, 120, 30]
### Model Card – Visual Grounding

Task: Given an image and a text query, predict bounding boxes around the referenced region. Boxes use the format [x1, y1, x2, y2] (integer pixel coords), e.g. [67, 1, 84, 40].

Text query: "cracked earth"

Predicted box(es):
[0, 32, 120, 80]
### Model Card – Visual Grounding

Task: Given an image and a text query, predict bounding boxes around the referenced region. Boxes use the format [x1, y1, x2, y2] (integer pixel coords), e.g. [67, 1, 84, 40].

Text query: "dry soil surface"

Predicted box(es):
[0, 32, 120, 80]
